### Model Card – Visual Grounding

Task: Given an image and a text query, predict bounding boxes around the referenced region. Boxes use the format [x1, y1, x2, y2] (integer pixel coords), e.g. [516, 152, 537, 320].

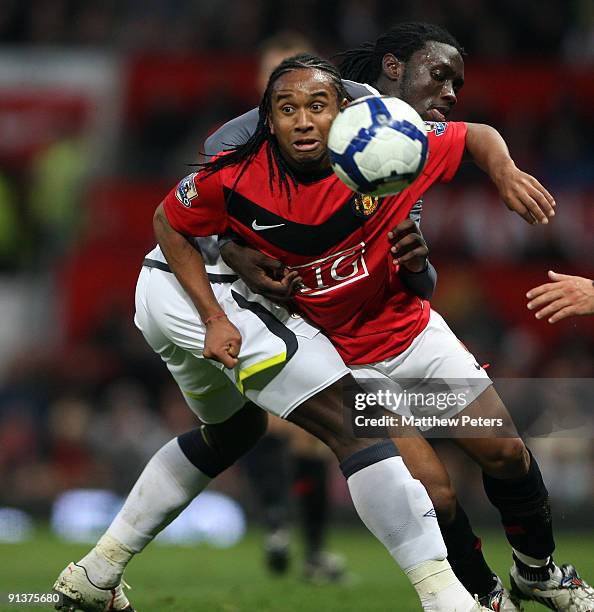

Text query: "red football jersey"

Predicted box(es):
[164, 121, 467, 365]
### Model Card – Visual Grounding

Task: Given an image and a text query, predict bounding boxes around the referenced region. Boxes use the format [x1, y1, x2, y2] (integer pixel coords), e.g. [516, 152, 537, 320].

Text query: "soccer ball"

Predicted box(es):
[328, 95, 428, 197]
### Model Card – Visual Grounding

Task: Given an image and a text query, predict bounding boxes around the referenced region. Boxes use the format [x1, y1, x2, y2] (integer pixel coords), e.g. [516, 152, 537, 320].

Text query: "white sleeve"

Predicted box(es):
[342, 79, 381, 99]
[204, 108, 260, 158]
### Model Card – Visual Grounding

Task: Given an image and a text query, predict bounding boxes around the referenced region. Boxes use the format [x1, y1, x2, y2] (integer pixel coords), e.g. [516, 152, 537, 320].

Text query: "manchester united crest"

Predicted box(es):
[353, 194, 380, 218]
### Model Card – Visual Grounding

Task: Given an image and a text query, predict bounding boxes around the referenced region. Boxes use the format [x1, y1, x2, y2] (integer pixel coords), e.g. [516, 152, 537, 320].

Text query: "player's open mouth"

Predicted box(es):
[293, 139, 319, 152]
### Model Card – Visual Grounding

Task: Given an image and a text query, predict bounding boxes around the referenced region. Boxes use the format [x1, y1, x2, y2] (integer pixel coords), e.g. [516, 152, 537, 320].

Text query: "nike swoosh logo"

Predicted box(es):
[252, 220, 285, 231]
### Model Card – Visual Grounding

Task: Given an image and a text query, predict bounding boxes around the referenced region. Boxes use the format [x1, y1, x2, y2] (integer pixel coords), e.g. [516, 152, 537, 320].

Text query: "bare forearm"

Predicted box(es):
[464, 122, 555, 225]
[464, 123, 515, 185]
[153, 203, 223, 321]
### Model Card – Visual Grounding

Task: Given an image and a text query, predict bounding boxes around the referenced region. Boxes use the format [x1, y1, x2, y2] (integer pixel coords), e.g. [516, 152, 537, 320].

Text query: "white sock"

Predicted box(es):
[346, 456, 447, 570]
[79, 438, 210, 587]
[513, 548, 561, 583]
[346, 456, 477, 611]
[513, 549, 550, 567]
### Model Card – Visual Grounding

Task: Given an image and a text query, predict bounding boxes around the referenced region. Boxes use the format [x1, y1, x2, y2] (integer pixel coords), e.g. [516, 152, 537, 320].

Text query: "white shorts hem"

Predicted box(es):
[277, 367, 350, 419]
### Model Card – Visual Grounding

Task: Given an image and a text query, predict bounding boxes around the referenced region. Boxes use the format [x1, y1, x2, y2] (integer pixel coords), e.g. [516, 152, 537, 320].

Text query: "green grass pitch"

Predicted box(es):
[1, 528, 593, 611]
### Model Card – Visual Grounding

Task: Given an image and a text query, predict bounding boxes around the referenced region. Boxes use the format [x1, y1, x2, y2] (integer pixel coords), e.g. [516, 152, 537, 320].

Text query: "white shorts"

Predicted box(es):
[350, 309, 492, 425]
[134, 266, 349, 423]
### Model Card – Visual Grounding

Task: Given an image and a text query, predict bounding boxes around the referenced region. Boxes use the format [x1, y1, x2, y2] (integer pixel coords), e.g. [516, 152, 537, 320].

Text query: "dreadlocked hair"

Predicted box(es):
[201, 53, 348, 202]
[335, 22, 465, 85]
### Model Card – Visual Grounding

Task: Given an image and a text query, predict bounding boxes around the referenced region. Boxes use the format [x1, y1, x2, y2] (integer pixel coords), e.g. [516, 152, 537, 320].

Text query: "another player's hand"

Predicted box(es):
[526, 271, 594, 323]
[203, 314, 242, 368]
[493, 164, 556, 225]
[388, 218, 428, 273]
[220, 241, 302, 303]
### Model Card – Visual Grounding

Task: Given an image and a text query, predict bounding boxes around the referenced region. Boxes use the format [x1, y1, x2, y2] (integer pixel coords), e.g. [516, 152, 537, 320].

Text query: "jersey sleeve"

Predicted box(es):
[204, 108, 259, 157]
[424, 121, 467, 181]
[342, 79, 381, 99]
[162, 170, 228, 237]
[405, 121, 467, 202]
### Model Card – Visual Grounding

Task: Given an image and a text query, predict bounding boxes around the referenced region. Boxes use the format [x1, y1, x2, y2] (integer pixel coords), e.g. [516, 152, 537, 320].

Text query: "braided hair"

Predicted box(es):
[202, 53, 348, 202]
[336, 22, 464, 85]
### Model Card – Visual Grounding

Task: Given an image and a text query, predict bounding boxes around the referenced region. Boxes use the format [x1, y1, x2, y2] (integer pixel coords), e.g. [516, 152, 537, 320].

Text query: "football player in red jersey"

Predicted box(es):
[166, 51, 591, 612]
[54, 55, 497, 612]
[209, 24, 594, 612]
[161, 55, 552, 365]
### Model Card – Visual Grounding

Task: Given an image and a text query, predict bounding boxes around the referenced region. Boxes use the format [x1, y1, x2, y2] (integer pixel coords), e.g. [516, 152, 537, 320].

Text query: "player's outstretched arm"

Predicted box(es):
[464, 123, 556, 225]
[526, 270, 594, 323]
[154, 203, 241, 367]
[220, 239, 303, 303]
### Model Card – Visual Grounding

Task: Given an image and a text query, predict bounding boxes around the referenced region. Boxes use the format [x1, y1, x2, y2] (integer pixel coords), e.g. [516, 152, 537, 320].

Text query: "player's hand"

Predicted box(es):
[388, 218, 428, 273]
[526, 270, 594, 323]
[203, 314, 242, 368]
[220, 241, 302, 303]
[493, 164, 556, 225]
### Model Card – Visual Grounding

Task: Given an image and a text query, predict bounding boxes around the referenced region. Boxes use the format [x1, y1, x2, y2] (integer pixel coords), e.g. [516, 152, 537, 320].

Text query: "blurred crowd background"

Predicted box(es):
[0, 0, 593, 536]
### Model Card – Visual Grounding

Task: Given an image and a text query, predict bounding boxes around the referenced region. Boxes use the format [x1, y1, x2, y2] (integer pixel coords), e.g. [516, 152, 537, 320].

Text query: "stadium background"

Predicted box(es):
[0, 0, 593, 606]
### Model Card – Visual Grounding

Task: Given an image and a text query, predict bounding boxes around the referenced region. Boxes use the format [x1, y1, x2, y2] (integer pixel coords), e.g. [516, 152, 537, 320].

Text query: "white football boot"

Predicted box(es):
[510, 561, 594, 611]
[53, 562, 134, 612]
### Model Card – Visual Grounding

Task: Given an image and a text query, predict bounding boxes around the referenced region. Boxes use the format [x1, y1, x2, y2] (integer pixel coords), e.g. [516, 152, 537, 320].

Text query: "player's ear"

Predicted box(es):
[340, 98, 349, 110]
[382, 53, 404, 82]
[268, 114, 275, 135]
